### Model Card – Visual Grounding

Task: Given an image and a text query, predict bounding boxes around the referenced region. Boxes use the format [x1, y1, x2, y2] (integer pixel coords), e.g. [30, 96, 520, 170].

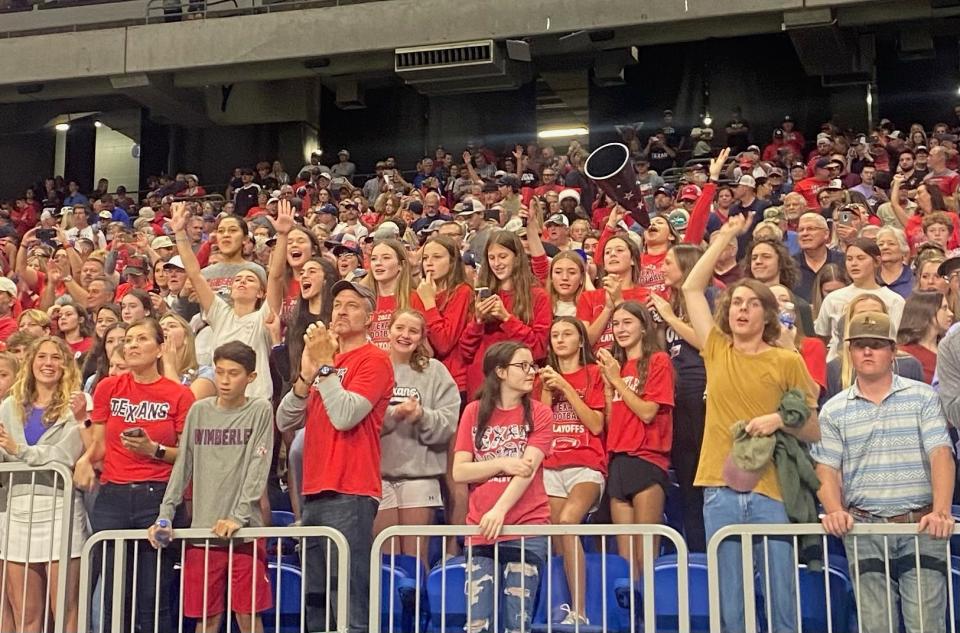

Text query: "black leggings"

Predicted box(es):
[671, 388, 707, 552]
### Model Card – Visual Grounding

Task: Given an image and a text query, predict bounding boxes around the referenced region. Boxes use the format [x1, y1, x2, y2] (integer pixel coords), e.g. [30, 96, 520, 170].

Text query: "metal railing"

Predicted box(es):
[707, 522, 958, 633]
[77, 525, 351, 633]
[0, 462, 77, 633]
[370, 524, 690, 633]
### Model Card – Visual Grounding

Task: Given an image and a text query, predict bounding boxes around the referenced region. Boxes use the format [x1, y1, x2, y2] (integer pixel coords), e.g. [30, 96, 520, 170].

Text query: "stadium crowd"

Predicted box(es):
[0, 112, 959, 633]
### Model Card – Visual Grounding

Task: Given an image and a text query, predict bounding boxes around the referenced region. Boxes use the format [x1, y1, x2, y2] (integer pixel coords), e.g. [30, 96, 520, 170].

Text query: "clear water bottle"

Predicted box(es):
[779, 302, 796, 329]
[155, 519, 171, 547]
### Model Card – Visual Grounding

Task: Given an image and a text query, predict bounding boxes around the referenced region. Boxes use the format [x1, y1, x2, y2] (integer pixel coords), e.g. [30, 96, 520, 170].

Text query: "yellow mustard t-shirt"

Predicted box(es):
[694, 327, 818, 502]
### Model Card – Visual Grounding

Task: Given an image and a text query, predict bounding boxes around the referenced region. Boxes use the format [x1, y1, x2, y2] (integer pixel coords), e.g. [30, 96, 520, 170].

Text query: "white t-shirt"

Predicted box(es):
[201, 296, 273, 401]
[813, 284, 906, 361]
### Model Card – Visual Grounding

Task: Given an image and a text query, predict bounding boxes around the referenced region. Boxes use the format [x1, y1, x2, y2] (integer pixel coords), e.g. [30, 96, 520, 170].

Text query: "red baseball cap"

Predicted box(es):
[679, 185, 701, 202]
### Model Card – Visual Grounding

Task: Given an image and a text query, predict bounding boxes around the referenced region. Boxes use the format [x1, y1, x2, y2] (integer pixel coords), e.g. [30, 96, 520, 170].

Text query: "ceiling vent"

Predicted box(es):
[395, 39, 531, 95]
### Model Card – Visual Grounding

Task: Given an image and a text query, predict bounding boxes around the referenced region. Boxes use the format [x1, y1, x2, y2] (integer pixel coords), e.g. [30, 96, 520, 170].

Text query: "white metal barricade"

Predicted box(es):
[370, 524, 690, 633]
[77, 525, 351, 633]
[0, 462, 77, 633]
[707, 522, 959, 633]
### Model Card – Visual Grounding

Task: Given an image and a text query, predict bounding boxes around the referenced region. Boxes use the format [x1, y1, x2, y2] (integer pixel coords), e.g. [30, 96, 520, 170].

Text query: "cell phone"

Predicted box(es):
[36, 229, 57, 245]
[476, 286, 492, 301]
[838, 210, 853, 226]
[122, 427, 145, 438]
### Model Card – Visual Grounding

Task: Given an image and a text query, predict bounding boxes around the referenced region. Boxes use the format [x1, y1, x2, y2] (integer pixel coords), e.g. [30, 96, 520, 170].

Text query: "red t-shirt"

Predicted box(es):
[454, 399, 553, 544]
[639, 251, 669, 297]
[924, 170, 960, 197]
[540, 365, 607, 474]
[92, 374, 195, 484]
[423, 284, 473, 392]
[905, 211, 960, 251]
[368, 293, 425, 351]
[0, 316, 17, 343]
[67, 336, 93, 358]
[282, 277, 300, 325]
[576, 286, 650, 351]
[301, 343, 394, 497]
[606, 351, 674, 472]
[800, 337, 827, 390]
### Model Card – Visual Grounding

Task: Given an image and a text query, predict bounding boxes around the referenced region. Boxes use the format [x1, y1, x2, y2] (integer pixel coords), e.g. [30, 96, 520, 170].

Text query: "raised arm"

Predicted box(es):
[889, 174, 911, 228]
[462, 151, 482, 185]
[265, 199, 295, 316]
[682, 213, 750, 343]
[15, 228, 40, 289]
[169, 202, 215, 313]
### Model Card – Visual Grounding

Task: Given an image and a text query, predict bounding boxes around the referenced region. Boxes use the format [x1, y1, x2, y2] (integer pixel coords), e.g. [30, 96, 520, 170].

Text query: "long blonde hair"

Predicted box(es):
[840, 293, 890, 389]
[159, 313, 199, 378]
[361, 239, 414, 311]
[11, 336, 81, 427]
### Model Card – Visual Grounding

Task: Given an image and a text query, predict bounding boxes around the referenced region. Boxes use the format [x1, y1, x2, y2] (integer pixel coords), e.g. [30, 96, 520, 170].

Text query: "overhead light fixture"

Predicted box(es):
[94, 121, 103, 128]
[538, 127, 589, 139]
[702, 113, 713, 127]
[55, 123, 70, 132]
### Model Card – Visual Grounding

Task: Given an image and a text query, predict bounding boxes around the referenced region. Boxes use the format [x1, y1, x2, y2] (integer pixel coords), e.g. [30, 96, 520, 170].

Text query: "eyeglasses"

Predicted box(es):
[506, 361, 539, 374]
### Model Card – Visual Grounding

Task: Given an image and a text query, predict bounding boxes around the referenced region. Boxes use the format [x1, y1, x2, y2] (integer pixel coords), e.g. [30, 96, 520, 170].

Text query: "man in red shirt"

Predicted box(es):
[794, 159, 832, 209]
[276, 280, 394, 633]
[923, 146, 960, 198]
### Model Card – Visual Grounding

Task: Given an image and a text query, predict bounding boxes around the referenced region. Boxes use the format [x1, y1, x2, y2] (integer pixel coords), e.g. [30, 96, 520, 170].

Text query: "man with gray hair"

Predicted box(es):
[277, 280, 394, 633]
[793, 211, 844, 302]
[923, 145, 960, 199]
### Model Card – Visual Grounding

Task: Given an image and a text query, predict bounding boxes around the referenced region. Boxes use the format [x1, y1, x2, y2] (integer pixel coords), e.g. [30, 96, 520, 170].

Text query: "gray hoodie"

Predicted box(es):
[380, 358, 460, 479]
[158, 396, 274, 529]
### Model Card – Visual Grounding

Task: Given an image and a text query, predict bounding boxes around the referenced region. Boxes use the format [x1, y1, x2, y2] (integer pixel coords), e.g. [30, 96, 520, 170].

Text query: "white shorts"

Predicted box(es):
[379, 478, 443, 511]
[543, 467, 605, 511]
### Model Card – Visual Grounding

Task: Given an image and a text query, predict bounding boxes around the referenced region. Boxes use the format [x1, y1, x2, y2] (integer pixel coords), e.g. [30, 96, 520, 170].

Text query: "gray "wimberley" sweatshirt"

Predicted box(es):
[158, 396, 274, 529]
[380, 358, 460, 479]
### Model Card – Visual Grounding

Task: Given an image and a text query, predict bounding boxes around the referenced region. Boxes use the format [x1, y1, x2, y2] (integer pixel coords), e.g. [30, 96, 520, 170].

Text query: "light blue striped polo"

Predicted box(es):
[810, 374, 953, 517]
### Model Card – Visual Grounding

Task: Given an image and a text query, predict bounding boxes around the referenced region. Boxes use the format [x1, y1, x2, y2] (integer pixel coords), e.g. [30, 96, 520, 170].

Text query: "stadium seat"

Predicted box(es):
[382, 553, 429, 632]
[263, 562, 302, 633]
[795, 562, 855, 633]
[426, 556, 467, 633]
[618, 552, 709, 633]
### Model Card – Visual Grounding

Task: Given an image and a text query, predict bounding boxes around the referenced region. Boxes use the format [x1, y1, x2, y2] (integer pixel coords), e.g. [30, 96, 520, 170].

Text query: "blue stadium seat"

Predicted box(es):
[425, 556, 467, 633]
[620, 552, 709, 633]
[263, 562, 302, 633]
[795, 562, 854, 633]
[382, 553, 429, 633]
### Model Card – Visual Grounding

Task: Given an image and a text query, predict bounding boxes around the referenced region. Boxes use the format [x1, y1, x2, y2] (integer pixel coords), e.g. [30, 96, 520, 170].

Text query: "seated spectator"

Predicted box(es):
[896, 291, 954, 383]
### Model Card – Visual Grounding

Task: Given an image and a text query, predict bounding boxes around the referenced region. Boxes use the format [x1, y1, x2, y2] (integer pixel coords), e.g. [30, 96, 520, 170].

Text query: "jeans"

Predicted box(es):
[703, 486, 798, 633]
[465, 537, 547, 633]
[302, 492, 379, 633]
[844, 529, 949, 633]
[89, 481, 185, 633]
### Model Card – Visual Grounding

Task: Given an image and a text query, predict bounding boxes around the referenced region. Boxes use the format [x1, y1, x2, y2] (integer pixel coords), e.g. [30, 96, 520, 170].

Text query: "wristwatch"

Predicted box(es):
[154, 443, 167, 460]
[317, 365, 337, 378]
[62, 276, 73, 283]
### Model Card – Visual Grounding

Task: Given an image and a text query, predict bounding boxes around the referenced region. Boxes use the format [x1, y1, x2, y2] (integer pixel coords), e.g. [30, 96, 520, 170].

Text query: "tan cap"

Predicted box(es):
[846, 311, 894, 343]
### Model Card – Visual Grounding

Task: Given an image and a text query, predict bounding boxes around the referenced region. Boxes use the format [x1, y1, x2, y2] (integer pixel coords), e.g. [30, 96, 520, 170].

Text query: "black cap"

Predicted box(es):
[408, 200, 424, 215]
[497, 174, 520, 189]
[938, 257, 960, 279]
[481, 182, 499, 193]
[331, 280, 376, 311]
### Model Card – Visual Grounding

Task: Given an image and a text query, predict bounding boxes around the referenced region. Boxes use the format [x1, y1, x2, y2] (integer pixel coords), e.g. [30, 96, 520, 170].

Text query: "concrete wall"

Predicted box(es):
[95, 123, 140, 193]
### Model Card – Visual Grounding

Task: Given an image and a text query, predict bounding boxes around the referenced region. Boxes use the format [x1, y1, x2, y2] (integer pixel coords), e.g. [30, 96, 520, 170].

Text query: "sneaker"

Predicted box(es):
[558, 604, 589, 626]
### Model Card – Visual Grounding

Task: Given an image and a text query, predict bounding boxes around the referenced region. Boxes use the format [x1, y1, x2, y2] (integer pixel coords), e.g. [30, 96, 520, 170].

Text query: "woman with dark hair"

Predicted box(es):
[452, 341, 552, 633]
[417, 234, 473, 393]
[73, 317, 194, 632]
[647, 243, 709, 551]
[375, 309, 460, 566]
[0, 336, 89, 633]
[119, 288, 156, 325]
[577, 234, 648, 350]
[814, 238, 906, 361]
[596, 301, 674, 577]
[897, 291, 955, 383]
[460, 231, 550, 396]
[83, 322, 128, 394]
[536, 317, 605, 625]
[81, 303, 122, 384]
[266, 200, 327, 323]
[56, 300, 93, 359]
[892, 175, 960, 249]
[811, 263, 849, 319]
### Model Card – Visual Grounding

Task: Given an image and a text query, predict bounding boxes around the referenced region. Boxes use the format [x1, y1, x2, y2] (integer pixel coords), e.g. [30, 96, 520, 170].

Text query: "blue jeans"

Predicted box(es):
[89, 481, 186, 633]
[302, 492, 378, 633]
[844, 529, 948, 633]
[703, 486, 798, 633]
[465, 536, 547, 633]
